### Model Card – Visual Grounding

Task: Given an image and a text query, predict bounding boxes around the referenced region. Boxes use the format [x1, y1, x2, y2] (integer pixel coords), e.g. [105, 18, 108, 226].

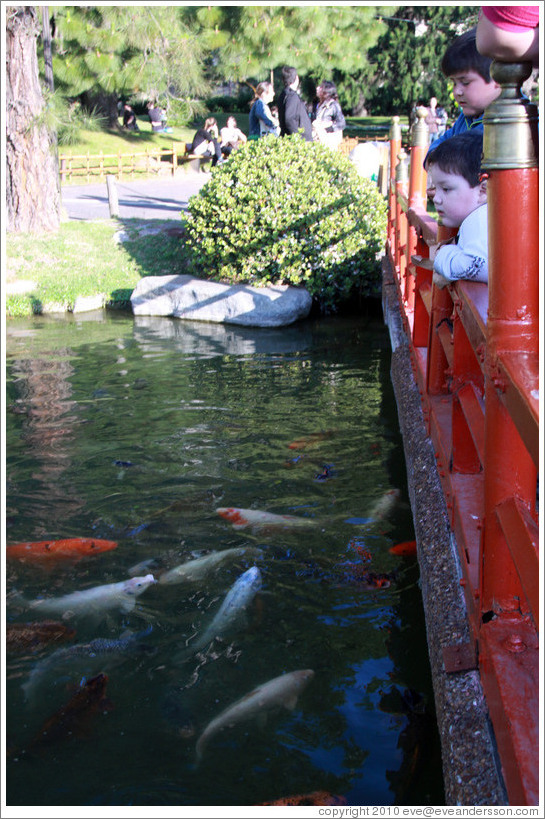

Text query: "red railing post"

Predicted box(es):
[404, 107, 429, 311]
[394, 149, 408, 284]
[388, 116, 401, 248]
[480, 62, 539, 614]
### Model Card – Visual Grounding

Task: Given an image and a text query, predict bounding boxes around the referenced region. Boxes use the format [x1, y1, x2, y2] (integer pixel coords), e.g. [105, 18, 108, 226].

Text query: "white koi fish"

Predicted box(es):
[368, 489, 401, 522]
[21, 575, 156, 619]
[158, 547, 264, 586]
[196, 668, 315, 761]
[181, 566, 262, 657]
[217, 507, 316, 534]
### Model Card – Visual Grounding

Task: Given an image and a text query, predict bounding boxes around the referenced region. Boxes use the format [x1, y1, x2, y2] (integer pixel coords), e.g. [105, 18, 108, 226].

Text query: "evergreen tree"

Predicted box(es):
[182, 5, 392, 90]
[49, 6, 210, 126]
[6, 6, 61, 233]
[338, 6, 480, 117]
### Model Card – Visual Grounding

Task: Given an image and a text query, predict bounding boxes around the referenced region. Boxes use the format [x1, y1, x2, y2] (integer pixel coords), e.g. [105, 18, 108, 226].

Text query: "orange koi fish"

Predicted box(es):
[288, 431, 334, 450]
[6, 537, 118, 562]
[6, 621, 76, 654]
[216, 507, 316, 533]
[389, 540, 418, 556]
[258, 792, 346, 806]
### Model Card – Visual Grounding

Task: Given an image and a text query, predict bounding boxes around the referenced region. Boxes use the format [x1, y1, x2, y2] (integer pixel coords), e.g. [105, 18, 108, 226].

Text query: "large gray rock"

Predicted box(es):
[130, 275, 312, 327]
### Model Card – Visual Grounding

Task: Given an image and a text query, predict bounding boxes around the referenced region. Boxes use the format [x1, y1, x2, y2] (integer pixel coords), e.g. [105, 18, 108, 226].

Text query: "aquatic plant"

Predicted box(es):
[183, 135, 388, 313]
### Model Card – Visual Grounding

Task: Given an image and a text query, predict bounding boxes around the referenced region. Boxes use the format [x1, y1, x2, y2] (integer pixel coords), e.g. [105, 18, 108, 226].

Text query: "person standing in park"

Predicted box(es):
[424, 96, 440, 144]
[311, 80, 346, 149]
[277, 66, 312, 141]
[248, 82, 277, 139]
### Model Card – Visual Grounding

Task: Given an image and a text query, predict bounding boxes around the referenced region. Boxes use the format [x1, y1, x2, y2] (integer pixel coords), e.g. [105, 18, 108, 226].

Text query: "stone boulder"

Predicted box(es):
[130, 275, 312, 328]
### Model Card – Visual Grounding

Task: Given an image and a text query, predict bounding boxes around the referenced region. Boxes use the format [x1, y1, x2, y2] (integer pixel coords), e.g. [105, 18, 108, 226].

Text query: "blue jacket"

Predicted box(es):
[249, 98, 275, 138]
[425, 111, 483, 162]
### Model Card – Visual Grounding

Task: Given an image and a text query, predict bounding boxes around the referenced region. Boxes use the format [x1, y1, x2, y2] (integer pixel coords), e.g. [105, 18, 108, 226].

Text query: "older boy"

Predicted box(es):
[415, 133, 488, 289]
[426, 27, 501, 157]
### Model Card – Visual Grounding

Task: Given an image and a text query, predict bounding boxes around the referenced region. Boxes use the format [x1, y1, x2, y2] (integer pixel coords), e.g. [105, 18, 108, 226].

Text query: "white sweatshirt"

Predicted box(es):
[434, 203, 488, 283]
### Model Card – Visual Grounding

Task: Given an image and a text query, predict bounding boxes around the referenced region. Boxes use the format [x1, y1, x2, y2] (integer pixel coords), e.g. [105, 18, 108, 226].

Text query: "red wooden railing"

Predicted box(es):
[385, 63, 539, 806]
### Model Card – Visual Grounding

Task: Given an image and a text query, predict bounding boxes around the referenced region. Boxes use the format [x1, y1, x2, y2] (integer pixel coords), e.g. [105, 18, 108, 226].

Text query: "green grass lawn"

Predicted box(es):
[5, 219, 189, 318]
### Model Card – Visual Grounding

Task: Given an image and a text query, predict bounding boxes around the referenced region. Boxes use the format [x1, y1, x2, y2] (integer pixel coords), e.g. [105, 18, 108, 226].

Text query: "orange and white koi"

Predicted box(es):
[216, 507, 316, 533]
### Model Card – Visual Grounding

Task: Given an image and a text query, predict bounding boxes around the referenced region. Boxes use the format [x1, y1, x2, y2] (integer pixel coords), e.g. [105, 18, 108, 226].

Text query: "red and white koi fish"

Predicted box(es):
[196, 669, 314, 762]
[6, 537, 118, 563]
[216, 507, 316, 533]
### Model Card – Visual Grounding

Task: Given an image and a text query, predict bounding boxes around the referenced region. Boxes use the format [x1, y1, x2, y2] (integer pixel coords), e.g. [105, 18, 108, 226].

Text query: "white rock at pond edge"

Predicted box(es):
[130, 275, 313, 327]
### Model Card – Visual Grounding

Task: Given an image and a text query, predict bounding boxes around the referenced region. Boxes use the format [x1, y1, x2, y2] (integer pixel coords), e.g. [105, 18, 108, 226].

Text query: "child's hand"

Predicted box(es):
[411, 254, 434, 270]
[432, 271, 450, 289]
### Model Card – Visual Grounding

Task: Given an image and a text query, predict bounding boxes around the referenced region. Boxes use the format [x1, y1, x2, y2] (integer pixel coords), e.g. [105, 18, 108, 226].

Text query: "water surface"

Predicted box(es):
[5, 311, 444, 807]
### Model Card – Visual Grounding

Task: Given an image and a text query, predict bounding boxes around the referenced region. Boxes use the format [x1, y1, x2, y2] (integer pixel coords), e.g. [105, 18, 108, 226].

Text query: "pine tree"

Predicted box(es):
[6, 6, 61, 234]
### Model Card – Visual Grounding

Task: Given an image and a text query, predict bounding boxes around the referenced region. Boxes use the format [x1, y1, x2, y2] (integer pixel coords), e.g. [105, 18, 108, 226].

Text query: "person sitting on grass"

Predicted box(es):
[414, 132, 488, 289]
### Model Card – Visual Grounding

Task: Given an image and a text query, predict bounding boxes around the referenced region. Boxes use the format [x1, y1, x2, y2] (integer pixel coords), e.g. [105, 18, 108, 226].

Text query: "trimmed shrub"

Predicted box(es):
[183, 135, 387, 313]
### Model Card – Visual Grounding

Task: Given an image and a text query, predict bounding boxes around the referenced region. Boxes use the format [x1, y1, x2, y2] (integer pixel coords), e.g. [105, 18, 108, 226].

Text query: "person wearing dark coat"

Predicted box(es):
[277, 66, 312, 141]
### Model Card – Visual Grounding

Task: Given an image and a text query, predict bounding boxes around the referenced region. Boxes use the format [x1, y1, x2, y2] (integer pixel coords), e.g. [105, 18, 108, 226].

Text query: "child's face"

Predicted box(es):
[448, 69, 501, 118]
[429, 165, 487, 228]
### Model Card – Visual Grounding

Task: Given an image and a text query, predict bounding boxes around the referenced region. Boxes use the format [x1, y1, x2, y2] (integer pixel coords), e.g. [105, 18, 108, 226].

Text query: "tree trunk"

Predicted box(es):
[6, 6, 61, 233]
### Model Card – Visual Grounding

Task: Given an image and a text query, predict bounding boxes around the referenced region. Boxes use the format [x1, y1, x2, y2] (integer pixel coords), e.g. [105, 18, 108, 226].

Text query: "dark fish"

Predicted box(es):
[314, 464, 336, 482]
[23, 627, 155, 702]
[6, 621, 76, 654]
[28, 673, 112, 750]
[335, 571, 392, 590]
[113, 460, 134, 468]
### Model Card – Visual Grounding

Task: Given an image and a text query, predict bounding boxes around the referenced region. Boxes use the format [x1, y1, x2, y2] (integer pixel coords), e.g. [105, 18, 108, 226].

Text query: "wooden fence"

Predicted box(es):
[59, 136, 390, 187]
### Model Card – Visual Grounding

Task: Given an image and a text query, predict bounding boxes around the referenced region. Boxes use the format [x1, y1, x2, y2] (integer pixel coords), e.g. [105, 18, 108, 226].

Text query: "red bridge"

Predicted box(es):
[382, 61, 539, 806]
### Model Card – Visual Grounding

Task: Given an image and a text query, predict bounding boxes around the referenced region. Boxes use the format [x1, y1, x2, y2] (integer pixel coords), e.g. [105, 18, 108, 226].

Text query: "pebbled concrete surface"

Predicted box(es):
[381, 255, 508, 806]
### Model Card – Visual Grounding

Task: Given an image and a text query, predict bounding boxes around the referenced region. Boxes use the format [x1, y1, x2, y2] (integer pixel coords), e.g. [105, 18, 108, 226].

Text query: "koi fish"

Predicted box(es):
[257, 792, 346, 806]
[367, 489, 401, 523]
[288, 431, 334, 450]
[6, 537, 118, 563]
[389, 540, 417, 556]
[19, 574, 156, 619]
[158, 547, 264, 586]
[216, 507, 316, 534]
[195, 668, 314, 761]
[188, 566, 262, 654]
[22, 627, 155, 702]
[6, 621, 76, 654]
[335, 571, 392, 590]
[27, 673, 112, 751]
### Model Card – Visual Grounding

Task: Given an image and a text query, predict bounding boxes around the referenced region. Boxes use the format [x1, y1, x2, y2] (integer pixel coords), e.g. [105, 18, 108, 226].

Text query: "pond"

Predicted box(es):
[5, 310, 444, 809]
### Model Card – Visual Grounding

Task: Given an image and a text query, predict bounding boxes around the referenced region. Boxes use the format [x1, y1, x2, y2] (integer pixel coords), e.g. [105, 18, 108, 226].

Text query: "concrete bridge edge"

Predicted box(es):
[381, 255, 508, 806]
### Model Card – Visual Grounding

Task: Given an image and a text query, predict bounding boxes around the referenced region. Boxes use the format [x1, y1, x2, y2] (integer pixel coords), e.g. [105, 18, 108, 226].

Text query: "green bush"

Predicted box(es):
[183, 135, 387, 313]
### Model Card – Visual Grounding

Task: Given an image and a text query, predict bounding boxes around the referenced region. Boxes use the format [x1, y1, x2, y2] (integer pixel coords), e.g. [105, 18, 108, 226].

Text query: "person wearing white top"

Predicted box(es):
[413, 132, 488, 287]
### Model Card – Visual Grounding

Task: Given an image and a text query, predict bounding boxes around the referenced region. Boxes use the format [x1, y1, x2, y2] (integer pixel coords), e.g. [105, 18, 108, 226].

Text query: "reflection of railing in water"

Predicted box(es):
[384, 62, 538, 806]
